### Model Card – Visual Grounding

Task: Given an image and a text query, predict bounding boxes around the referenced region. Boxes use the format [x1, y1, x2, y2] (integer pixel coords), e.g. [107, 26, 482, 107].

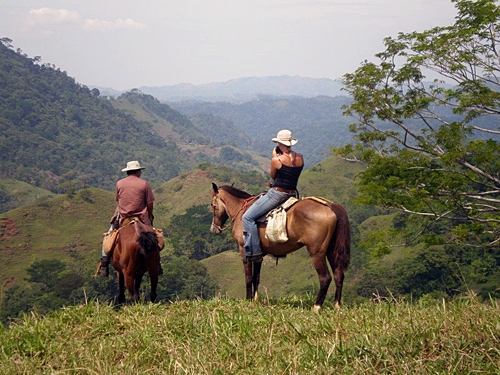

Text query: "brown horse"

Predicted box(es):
[111, 220, 161, 304]
[210, 183, 351, 311]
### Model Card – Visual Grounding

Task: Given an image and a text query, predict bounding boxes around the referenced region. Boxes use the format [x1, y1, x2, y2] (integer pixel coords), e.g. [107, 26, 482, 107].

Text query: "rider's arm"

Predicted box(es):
[270, 157, 281, 180]
[147, 202, 154, 224]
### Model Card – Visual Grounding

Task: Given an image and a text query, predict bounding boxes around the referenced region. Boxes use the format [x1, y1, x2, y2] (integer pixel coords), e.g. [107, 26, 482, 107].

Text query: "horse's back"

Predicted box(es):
[113, 222, 159, 271]
[288, 198, 337, 227]
[260, 198, 338, 255]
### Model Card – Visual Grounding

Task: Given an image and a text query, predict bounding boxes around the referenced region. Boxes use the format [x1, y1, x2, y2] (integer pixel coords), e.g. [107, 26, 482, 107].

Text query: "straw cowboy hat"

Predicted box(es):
[121, 160, 145, 172]
[272, 129, 298, 146]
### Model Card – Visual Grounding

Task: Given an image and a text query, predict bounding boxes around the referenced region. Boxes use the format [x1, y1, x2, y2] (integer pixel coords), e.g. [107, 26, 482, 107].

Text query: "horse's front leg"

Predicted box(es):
[243, 259, 262, 300]
[252, 260, 262, 301]
[243, 261, 253, 299]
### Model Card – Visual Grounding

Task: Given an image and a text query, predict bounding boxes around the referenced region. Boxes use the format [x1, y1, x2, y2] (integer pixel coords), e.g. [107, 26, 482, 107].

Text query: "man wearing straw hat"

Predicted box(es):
[98, 160, 155, 277]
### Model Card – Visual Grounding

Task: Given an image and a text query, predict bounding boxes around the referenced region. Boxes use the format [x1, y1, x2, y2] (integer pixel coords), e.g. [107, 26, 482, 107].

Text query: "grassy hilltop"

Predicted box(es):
[0, 296, 499, 374]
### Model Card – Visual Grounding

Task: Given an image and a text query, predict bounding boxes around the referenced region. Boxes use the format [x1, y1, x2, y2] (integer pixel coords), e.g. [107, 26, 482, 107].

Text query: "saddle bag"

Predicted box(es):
[265, 206, 288, 243]
[265, 197, 299, 243]
[102, 229, 119, 256]
[155, 228, 165, 250]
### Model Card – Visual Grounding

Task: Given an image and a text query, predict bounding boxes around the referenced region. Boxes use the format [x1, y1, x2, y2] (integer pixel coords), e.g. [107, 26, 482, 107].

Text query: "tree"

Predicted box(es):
[339, 0, 500, 249]
[25, 259, 66, 290]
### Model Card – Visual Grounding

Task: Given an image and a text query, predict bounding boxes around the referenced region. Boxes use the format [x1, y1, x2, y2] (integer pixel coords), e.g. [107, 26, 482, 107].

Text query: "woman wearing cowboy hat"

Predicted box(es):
[242, 129, 304, 262]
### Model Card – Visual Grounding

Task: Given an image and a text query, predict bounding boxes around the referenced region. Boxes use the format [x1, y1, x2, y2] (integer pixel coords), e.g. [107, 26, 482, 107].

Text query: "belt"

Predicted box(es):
[272, 186, 296, 194]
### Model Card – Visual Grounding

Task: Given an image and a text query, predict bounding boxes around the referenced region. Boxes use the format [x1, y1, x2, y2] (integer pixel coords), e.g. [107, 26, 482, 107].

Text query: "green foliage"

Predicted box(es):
[340, 0, 500, 250]
[167, 205, 235, 259]
[158, 255, 217, 300]
[25, 259, 67, 290]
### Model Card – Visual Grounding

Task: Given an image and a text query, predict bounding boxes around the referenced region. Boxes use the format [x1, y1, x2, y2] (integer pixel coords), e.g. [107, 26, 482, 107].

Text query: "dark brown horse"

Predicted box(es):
[210, 183, 351, 311]
[111, 220, 161, 304]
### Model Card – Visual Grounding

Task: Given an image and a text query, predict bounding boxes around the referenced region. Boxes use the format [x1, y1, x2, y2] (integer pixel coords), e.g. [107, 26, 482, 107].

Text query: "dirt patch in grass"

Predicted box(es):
[0, 218, 19, 240]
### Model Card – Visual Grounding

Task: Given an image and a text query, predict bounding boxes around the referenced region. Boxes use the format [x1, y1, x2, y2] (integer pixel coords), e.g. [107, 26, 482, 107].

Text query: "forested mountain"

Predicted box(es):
[0, 41, 191, 192]
[170, 95, 353, 165]
[0, 41, 264, 196]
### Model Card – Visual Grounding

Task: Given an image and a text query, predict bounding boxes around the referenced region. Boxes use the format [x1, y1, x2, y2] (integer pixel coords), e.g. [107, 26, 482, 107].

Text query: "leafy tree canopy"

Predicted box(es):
[338, 0, 500, 250]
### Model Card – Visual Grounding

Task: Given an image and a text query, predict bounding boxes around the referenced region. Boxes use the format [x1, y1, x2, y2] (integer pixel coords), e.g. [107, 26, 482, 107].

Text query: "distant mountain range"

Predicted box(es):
[95, 76, 345, 103]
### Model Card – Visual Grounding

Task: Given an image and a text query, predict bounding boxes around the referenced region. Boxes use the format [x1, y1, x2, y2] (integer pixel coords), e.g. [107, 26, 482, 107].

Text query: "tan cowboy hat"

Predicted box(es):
[272, 129, 298, 146]
[121, 160, 145, 172]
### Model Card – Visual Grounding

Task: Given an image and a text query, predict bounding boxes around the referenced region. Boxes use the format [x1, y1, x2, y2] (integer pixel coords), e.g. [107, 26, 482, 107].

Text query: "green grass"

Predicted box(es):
[0, 296, 499, 374]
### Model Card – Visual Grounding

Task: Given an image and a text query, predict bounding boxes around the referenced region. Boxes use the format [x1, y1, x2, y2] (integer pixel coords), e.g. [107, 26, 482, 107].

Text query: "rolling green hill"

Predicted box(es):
[0, 156, 364, 299]
[0, 179, 57, 213]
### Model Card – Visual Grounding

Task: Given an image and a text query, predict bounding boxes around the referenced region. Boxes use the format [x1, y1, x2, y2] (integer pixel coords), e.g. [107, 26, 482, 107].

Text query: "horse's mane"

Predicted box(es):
[220, 185, 253, 199]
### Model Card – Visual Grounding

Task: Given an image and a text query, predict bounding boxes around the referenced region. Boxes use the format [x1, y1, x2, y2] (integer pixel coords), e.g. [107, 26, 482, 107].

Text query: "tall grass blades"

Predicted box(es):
[0, 296, 499, 374]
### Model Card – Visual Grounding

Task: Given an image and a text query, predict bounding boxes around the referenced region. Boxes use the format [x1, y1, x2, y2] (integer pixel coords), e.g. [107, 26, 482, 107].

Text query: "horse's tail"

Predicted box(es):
[327, 203, 351, 270]
[138, 231, 159, 256]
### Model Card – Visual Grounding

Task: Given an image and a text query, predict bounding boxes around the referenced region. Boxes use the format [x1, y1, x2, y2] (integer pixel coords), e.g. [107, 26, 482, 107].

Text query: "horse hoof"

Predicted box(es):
[312, 305, 322, 312]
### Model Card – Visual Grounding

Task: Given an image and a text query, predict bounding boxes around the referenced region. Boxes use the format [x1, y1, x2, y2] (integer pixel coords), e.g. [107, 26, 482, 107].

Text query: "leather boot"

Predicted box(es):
[99, 255, 110, 277]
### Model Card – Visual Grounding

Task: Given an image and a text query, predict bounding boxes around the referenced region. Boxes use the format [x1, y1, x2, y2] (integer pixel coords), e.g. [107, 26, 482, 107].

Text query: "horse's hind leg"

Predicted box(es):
[117, 272, 126, 305]
[146, 254, 159, 302]
[134, 275, 144, 303]
[125, 274, 139, 303]
[327, 254, 345, 309]
[333, 268, 344, 309]
[149, 272, 158, 303]
[311, 255, 332, 312]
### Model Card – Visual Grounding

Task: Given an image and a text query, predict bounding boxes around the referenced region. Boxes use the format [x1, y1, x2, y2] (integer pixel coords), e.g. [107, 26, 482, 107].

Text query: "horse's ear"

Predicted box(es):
[212, 182, 218, 193]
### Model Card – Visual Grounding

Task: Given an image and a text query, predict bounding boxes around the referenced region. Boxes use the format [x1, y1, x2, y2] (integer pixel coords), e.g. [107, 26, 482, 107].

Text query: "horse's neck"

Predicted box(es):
[223, 194, 247, 220]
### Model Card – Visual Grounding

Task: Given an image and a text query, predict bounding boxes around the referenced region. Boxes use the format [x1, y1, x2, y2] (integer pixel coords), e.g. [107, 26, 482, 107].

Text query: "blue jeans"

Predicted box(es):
[242, 188, 293, 257]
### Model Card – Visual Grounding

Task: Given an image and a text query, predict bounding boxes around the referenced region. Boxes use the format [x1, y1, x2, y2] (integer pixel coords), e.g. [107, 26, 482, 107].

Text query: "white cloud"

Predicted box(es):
[26, 8, 81, 26]
[84, 18, 147, 31]
[24, 8, 146, 32]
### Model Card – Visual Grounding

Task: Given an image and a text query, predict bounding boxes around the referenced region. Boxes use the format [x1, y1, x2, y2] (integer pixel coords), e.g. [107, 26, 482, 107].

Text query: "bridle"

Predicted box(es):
[211, 192, 255, 232]
[211, 198, 229, 232]
[211, 194, 229, 232]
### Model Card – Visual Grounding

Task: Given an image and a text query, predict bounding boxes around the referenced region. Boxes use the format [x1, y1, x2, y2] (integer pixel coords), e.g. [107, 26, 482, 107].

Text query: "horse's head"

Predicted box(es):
[210, 183, 229, 235]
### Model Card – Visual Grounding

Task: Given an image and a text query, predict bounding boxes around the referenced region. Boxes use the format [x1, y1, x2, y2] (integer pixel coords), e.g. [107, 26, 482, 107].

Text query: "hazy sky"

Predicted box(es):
[1, 0, 458, 91]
